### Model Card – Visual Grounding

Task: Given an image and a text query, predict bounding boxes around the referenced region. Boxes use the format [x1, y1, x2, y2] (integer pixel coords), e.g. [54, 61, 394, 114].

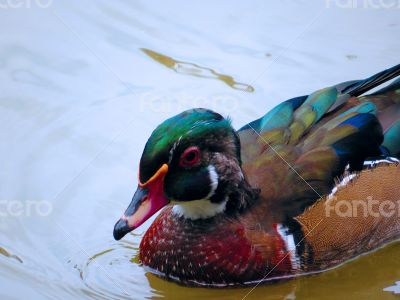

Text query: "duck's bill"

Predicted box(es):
[113, 164, 169, 240]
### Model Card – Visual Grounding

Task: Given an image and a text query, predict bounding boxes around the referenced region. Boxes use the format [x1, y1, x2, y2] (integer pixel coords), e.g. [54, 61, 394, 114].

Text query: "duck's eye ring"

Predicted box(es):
[179, 146, 201, 167]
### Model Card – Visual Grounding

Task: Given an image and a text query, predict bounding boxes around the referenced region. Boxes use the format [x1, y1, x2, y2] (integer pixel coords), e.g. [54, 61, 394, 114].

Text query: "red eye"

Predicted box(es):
[179, 146, 201, 167]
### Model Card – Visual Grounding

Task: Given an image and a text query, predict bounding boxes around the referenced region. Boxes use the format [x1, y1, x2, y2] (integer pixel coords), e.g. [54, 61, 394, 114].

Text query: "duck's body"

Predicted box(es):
[141, 164, 400, 286]
[114, 64, 400, 286]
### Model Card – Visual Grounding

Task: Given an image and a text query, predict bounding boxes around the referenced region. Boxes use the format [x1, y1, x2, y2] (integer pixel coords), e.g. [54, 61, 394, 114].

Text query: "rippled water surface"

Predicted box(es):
[1, 1, 400, 299]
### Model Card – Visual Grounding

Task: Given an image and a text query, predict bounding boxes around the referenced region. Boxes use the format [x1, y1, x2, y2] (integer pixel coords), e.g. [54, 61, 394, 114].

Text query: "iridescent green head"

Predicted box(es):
[140, 108, 241, 201]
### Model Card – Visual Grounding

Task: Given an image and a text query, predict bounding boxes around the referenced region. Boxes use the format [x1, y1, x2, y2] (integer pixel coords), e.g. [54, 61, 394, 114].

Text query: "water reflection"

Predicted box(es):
[0, 247, 23, 263]
[68, 240, 149, 300]
[384, 281, 400, 295]
[142, 48, 255, 92]
[142, 242, 400, 299]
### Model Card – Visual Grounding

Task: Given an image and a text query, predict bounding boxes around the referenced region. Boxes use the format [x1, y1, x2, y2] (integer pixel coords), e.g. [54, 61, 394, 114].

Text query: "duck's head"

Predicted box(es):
[113, 108, 252, 240]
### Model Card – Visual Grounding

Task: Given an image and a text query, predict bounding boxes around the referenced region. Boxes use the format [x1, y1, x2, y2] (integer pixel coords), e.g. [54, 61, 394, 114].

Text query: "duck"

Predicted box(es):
[113, 64, 400, 287]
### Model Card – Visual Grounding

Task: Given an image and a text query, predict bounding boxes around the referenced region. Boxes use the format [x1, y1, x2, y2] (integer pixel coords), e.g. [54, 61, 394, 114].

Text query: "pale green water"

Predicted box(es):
[0, 1, 400, 299]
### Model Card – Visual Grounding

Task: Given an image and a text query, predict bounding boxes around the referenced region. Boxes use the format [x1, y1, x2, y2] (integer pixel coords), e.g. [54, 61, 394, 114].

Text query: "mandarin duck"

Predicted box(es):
[114, 64, 400, 286]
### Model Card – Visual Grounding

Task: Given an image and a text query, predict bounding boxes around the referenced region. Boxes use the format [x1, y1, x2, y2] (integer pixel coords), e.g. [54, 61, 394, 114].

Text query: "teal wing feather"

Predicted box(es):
[383, 120, 400, 156]
[238, 64, 400, 218]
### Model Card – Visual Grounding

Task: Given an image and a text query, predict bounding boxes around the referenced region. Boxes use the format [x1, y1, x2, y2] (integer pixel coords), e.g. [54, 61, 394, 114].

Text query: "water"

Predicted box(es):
[0, 0, 399, 299]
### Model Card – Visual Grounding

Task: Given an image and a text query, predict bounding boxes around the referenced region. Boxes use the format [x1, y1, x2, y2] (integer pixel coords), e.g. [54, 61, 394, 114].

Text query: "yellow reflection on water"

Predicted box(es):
[141, 242, 400, 300]
[141, 48, 255, 92]
[0, 246, 23, 263]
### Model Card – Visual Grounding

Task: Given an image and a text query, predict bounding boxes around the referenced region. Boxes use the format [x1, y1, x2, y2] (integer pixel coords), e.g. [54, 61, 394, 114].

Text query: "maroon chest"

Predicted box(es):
[139, 207, 296, 286]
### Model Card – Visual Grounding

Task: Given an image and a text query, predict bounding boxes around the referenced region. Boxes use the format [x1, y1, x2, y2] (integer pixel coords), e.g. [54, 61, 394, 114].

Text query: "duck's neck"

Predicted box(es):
[222, 177, 260, 214]
[171, 198, 228, 220]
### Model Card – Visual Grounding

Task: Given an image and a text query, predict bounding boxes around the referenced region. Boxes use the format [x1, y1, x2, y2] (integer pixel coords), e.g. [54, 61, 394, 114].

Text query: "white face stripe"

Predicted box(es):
[276, 224, 301, 270]
[206, 165, 219, 199]
[172, 165, 224, 220]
